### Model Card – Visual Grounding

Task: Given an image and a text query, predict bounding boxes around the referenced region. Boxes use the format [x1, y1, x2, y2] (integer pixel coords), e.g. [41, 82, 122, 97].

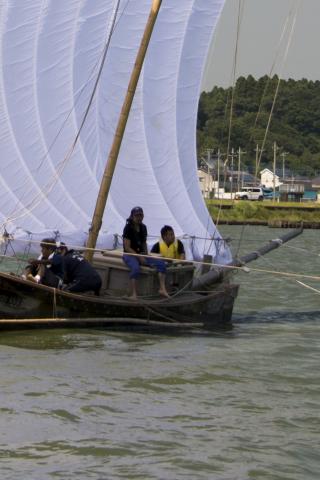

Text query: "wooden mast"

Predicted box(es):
[84, 0, 162, 262]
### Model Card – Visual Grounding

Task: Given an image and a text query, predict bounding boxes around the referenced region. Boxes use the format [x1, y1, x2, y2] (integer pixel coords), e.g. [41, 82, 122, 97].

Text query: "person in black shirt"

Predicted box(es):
[59, 244, 102, 295]
[24, 238, 64, 288]
[123, 206, 168, 300]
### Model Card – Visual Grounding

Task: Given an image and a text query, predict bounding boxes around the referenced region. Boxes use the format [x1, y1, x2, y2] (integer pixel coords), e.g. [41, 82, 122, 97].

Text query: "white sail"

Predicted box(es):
[0, 0, 230, 263]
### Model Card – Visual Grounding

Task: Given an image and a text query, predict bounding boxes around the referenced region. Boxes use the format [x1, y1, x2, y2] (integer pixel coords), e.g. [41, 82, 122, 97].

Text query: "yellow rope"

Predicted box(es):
[296, 280, 320, 294]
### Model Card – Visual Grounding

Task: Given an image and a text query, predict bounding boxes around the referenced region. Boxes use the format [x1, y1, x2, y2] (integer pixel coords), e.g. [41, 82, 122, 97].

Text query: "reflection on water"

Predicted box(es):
[0, 227, 319, 479]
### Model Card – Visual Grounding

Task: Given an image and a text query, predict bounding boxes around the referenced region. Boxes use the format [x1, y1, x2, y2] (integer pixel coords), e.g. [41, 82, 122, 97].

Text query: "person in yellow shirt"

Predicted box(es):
[151, 225, 185, 260]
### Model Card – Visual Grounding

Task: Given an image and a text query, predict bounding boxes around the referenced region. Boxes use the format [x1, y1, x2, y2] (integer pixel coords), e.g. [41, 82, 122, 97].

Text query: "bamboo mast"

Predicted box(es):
[84, 0, 162, 262]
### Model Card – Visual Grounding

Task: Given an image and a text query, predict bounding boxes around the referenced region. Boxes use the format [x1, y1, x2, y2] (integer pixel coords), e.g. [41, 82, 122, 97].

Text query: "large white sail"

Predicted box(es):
[0, 0, 230, 263]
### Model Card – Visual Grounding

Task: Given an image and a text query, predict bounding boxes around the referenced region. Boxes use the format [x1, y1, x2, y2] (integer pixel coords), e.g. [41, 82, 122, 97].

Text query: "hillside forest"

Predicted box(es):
[197, 76, 320, 177]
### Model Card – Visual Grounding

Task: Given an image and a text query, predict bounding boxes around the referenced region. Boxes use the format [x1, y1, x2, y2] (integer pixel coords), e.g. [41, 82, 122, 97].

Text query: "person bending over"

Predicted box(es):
[58, 244, 102, 295]
[122, 206, 169, 300]
[151, 225, 185, 260]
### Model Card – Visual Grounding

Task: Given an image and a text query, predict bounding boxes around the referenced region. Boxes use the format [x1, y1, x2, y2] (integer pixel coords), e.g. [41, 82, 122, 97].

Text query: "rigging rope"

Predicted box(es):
[226, 0, 244, 160]
[214, 0, 244, 229]
[249, 8, 294, 147]
[256, 0, 302, 174]
[296, 280, 320, 295]
[2, 253, 320, 286]
[2, 238, 319, 284]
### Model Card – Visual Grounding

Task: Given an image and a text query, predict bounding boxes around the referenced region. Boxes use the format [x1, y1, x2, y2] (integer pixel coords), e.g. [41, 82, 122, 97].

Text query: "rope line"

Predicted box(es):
[226, 0, 243, 160]
[256, 1, 301, 173]
[249, 4, 296, 146]
[1, 245, 319, 284]
[296, 280, 320, 294]
[53, 288, 57, 318]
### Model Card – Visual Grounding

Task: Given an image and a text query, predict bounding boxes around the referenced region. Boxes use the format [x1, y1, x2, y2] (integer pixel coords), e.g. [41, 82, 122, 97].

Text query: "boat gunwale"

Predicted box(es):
[0, 271, 235, 309]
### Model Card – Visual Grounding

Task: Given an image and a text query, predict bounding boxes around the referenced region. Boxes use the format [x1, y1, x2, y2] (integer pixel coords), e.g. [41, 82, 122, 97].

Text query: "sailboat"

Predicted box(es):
[0, 0, 302, 330]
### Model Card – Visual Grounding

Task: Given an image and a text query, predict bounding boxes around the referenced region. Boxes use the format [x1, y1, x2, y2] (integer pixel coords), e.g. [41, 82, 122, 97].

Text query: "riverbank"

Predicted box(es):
[206, 199, 320, 228]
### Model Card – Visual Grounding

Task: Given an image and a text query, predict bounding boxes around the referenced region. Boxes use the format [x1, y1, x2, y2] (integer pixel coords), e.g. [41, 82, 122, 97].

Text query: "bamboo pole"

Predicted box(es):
[191, 226, 303, 290]
[0, 317, 204, 328]
[85, 0, 162, 262]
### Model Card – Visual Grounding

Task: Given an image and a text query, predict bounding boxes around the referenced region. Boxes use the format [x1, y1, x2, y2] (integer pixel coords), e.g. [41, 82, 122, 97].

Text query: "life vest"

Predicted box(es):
[159, 240, 179, 259]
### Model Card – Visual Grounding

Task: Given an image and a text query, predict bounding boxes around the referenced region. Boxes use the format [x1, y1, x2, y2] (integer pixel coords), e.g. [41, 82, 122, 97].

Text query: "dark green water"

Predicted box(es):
[0, 227, 319, 479]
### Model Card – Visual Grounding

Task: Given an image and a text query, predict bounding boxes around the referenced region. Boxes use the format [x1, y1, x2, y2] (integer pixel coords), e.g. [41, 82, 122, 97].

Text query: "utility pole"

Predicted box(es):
[206, 149, 210, 199]
[217, 149, 221, 199]
[229, 148, 235, 200]
[205, 148, 214, 199]
[273, 142, 280, 202]
[200, 148, 213, 199]
[237, 147, 246, 192]
[254, 144, 264, 184]
[280, 151, 289, 180]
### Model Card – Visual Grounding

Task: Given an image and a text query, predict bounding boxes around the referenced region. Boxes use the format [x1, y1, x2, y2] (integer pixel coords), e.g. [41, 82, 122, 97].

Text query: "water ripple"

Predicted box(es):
[0, 228, 319, 479]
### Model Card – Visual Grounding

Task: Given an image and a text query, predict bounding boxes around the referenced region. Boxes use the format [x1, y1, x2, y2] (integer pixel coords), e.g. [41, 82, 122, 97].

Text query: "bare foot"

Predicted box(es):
[158, 289, 170, 298]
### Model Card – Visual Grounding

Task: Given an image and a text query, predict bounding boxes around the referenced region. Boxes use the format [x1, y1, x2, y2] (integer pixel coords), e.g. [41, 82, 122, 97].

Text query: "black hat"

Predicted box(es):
[40, 238, 56, 250]
[131, 206, 144, 215]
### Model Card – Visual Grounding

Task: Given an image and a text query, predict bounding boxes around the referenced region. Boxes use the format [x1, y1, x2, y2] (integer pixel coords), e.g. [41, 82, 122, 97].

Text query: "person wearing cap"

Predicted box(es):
[122, 207, 169, 300]
[24, 238, 64, 288]
[151, 225, 185, 260]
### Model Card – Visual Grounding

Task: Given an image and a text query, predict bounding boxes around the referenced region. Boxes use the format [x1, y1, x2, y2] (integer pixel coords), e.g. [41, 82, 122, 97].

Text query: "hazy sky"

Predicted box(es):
[202, 0, 319, 91]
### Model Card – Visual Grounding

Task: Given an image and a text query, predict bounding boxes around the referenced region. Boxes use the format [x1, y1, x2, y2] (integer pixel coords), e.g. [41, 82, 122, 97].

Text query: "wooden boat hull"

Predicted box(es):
[0, 272, 238, 331]
[0, 228, 303, 331]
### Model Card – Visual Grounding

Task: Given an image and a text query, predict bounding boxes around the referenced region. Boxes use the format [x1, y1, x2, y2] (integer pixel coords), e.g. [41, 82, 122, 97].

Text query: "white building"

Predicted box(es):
[197, 169, 214, 198]
[260, 168, 282, 189]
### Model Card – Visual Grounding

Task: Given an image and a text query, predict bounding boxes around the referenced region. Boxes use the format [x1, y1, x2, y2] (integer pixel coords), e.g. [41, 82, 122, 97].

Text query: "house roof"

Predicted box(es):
[311, 176, 320, 186]
[260, 168, 280, 178]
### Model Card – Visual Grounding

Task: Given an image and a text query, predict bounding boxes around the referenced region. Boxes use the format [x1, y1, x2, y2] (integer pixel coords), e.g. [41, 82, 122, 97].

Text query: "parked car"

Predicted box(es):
[235, 187, 264, 201]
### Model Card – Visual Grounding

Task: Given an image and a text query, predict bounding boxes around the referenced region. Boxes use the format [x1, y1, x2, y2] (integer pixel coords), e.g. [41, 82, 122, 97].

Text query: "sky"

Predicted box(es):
[202, 0, 320, 91]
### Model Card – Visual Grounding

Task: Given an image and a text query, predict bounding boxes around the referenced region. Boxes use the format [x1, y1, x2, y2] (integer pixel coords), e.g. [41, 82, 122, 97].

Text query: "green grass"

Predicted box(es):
[207, 199, 320, 209]
[206, 200, 320, 223]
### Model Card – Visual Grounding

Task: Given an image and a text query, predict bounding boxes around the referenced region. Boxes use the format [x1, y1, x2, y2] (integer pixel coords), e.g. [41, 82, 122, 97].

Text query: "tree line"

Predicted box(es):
[197, 75, 320, 177]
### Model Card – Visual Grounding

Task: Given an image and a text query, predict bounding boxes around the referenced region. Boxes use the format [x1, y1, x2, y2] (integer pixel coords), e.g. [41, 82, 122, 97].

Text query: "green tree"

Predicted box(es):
[197, 76, 320, 177]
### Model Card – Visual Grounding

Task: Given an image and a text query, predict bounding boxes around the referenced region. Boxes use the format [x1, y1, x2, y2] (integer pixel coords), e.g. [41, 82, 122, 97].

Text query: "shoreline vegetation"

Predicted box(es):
[197, 76, 320, 176]
[206, 200, 320, 228]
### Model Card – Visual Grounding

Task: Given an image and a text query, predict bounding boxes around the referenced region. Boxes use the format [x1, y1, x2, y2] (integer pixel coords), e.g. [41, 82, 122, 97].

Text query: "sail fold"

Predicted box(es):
[0, 0, 230, 263]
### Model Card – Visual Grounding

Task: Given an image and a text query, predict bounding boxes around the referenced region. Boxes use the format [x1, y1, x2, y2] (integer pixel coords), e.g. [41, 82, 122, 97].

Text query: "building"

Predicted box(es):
[311, 176, 320, 189]
[197, 169, 214, 198]
[260, 168, 282, 189]
[279, 183, 304, 202]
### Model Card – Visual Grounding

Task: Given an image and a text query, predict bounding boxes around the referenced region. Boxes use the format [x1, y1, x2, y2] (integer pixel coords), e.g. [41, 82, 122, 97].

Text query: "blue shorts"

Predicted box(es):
[123, 255, 166, 279]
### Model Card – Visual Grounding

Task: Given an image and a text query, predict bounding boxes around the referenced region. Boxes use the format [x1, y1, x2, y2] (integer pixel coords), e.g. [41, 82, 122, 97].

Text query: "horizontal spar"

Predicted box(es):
[191, 227, 303, 290]
[239, 226, 303, 264]
[0, 317, 204, 328]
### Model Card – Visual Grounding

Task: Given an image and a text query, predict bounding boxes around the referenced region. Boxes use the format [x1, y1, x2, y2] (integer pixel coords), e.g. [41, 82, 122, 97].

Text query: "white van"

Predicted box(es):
[234, 187, 264, 201]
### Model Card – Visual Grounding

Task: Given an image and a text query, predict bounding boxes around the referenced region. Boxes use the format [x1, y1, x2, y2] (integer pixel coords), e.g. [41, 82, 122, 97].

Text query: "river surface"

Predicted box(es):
[0, 227, 319, 479]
